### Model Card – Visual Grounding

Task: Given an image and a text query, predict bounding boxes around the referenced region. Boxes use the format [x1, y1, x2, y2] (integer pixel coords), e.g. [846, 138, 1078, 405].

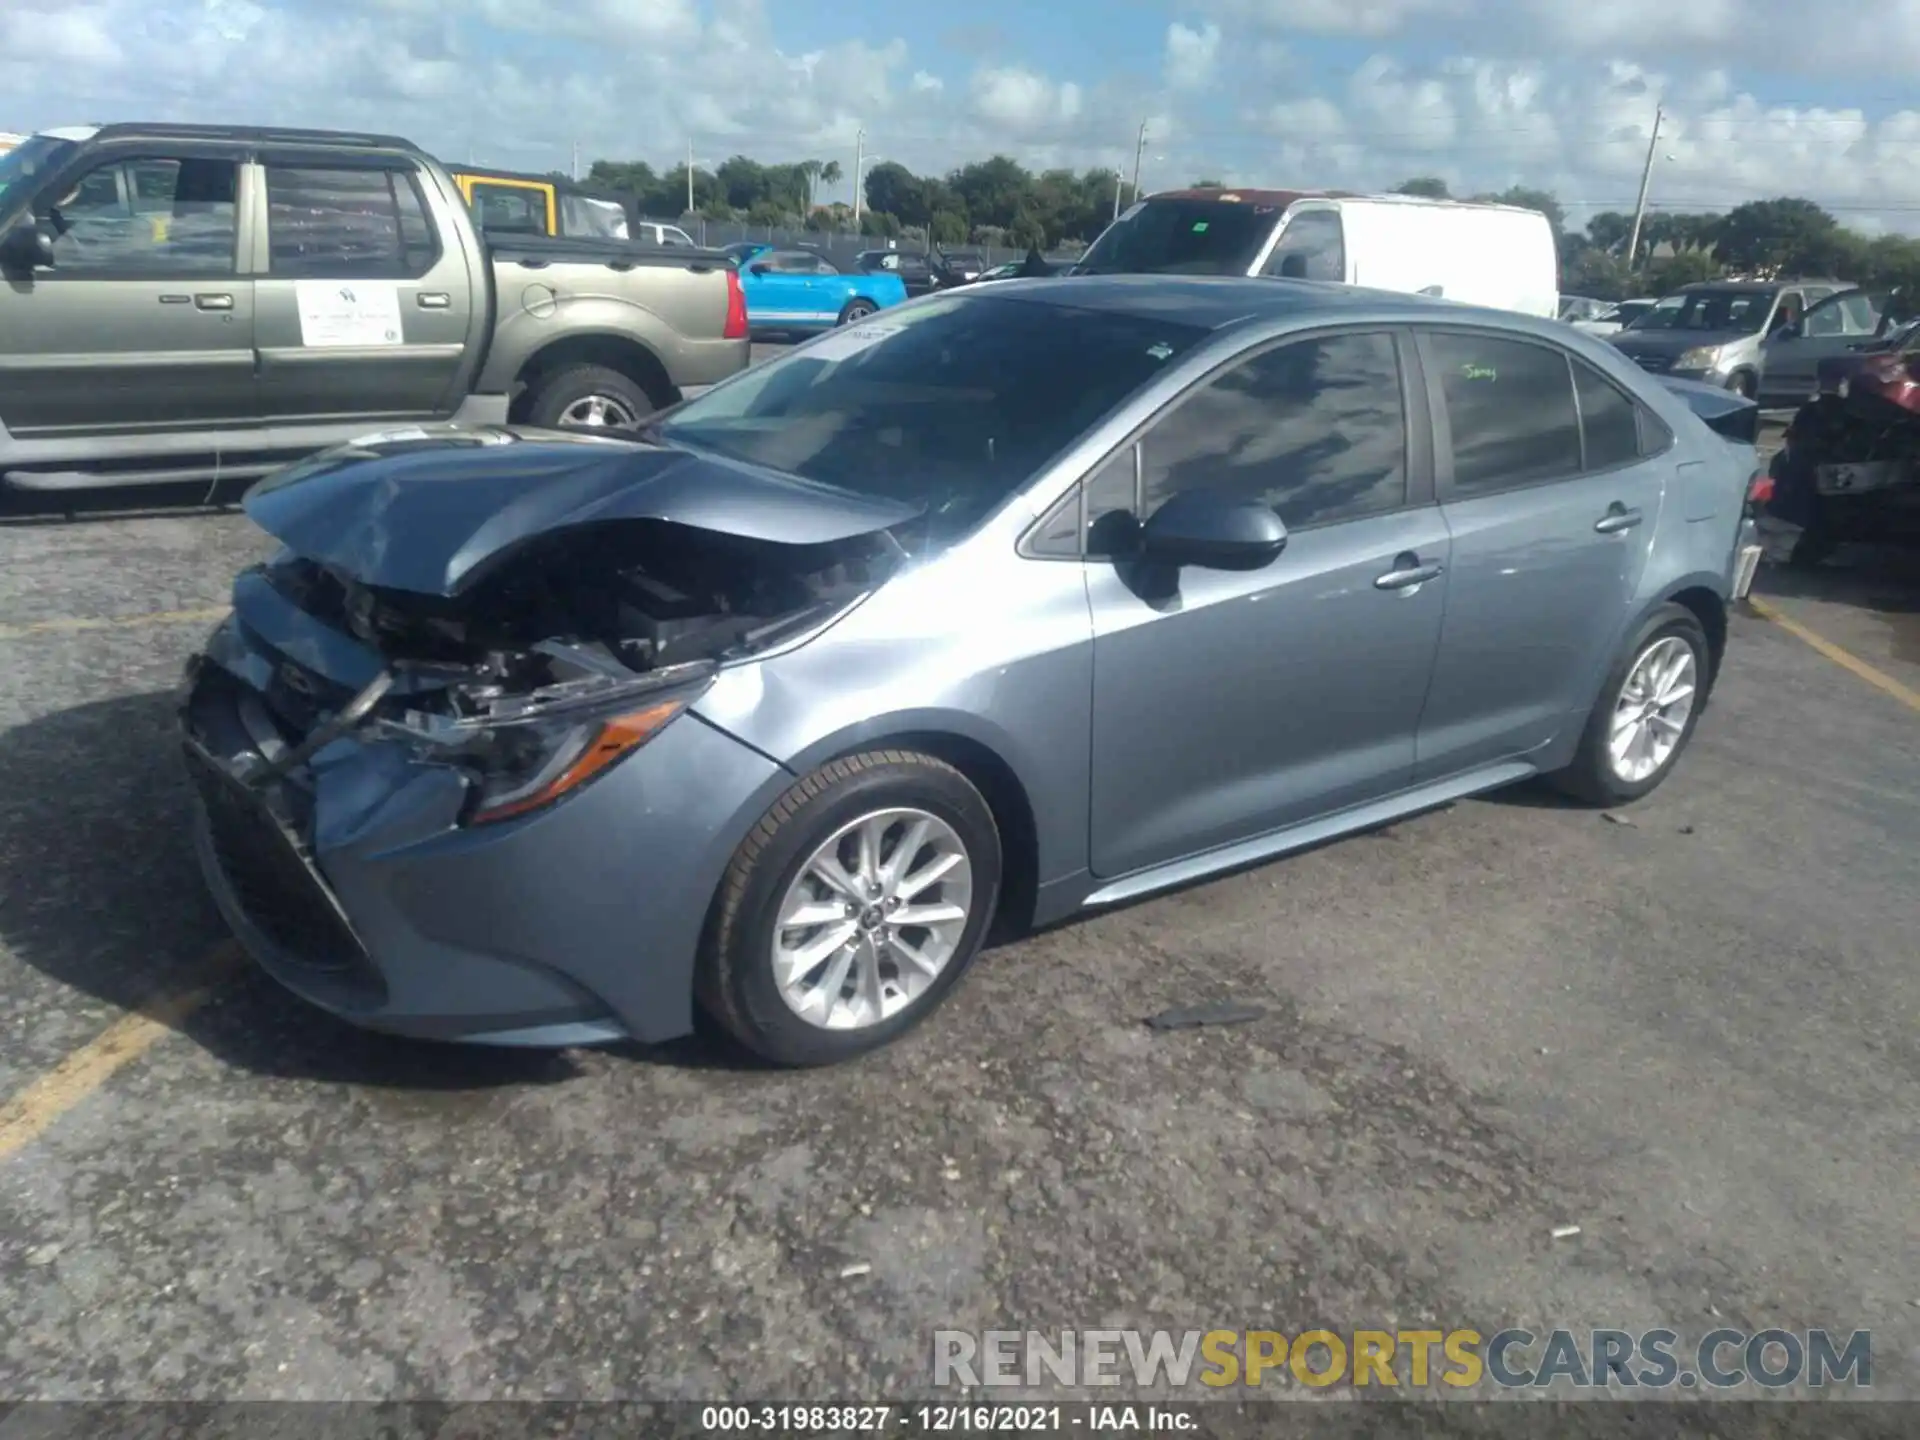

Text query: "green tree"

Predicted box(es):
[1713, 197, 1840, 275]
[862, 161, 927, 227]
[1190, 177, 1224, 188]
[1395, 176, 1451, 199]
[1647, 249, 1723, 291]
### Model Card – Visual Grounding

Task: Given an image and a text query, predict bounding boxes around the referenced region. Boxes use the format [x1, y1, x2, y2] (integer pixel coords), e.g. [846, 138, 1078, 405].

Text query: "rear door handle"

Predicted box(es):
[1374, 553, 1445, 591]
[1594, 504, 1643, 534]
[194, 293, 233, 311]
[416, 292, 451, 309]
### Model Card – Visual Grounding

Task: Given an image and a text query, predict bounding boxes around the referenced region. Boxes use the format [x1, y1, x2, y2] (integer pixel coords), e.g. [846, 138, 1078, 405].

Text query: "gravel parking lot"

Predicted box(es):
[1, 377, 1916, 1407]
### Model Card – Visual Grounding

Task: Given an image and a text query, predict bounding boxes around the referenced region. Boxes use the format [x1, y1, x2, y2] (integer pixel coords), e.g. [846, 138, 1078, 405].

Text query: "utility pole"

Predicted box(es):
[686, 135, 695, 216]
[1130, 120, 1148, 207]
[570, 140, 579, 183]
[1625, 105, 1664, 271]
[852, 128, 865, 228]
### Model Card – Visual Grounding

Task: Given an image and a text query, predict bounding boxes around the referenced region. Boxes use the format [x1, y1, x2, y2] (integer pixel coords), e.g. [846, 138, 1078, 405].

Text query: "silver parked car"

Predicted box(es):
[182, 277, 1764, 1066]
[1610, 279, 1849, 398]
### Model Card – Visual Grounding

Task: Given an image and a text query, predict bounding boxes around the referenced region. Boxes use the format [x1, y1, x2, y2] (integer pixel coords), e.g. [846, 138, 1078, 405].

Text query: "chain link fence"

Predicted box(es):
[653, 216, 1082, 270]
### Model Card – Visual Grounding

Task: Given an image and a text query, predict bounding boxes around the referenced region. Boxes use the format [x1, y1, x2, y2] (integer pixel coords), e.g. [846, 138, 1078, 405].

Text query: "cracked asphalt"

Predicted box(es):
[0, 407, 1916, 1410]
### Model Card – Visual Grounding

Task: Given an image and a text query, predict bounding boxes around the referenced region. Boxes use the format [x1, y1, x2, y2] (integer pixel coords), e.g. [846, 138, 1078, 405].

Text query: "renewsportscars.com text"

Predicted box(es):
[932, 1327, 1873, 1391]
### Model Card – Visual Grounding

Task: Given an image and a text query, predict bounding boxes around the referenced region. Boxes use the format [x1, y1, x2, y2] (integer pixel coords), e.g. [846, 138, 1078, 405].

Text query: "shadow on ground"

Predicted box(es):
[0, 689, 593, 1090]
[1751, 545, 1920, 668]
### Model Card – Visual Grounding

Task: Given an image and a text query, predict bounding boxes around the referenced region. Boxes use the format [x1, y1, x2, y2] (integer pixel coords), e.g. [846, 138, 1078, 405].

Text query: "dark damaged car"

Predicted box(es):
[183, 278, 1763, 1066]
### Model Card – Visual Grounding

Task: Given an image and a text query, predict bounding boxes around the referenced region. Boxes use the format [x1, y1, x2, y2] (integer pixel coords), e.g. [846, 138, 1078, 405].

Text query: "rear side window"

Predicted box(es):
[266, 164, 440, 279]
[1427, 332, 1580, 494]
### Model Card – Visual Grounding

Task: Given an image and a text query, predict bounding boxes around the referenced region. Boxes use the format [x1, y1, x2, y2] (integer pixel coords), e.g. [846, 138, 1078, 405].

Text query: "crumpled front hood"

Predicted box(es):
[1611, 329, 1748, 358]
[243, 426, 922, 597]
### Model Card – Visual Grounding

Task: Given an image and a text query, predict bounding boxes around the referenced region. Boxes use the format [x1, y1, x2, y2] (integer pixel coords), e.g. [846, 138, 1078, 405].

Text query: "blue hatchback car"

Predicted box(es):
[724, 243, 908, 333]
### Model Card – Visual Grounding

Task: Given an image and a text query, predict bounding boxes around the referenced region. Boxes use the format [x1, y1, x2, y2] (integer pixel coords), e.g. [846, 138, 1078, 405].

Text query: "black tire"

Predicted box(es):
[696, 750, 1003, 1067]
[1728, 370, 1757, 400]
[837, 299, 878, 326]
[523, 363, 662, 432]
[1549, 602, 1712, 807]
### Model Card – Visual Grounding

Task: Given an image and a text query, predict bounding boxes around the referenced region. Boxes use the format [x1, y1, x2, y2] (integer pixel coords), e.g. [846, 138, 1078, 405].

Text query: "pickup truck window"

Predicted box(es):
[470, 182, 547, 235]
[41, 155, 237, 277]
[265, 164, 440, 280]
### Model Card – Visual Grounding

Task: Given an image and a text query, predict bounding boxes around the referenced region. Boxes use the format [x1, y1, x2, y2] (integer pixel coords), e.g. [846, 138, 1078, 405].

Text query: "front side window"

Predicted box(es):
[659, 294, 1206, 551]
[1138, 330, 1408, 528]
[266, 164, 439, 278]
[1261, 209, 1345, 282]
[1427, 331, 1581, 494]
[42, 155, 237, 276]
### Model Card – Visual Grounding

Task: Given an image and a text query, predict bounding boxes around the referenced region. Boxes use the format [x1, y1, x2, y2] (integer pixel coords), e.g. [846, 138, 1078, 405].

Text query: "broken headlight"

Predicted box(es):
[382, 662, 716, 826]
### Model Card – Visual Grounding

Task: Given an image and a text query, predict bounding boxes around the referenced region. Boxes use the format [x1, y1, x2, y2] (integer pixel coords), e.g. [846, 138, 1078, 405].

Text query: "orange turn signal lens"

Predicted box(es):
[469, 698, 687, 825]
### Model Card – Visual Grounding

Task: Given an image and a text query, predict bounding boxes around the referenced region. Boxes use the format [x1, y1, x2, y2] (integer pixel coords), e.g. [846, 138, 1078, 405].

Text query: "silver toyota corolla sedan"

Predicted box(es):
[181, 277, 1766, 1066]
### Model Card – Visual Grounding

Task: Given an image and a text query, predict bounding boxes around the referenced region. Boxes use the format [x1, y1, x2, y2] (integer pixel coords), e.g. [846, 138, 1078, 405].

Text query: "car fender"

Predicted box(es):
[477, 291, 682, 395]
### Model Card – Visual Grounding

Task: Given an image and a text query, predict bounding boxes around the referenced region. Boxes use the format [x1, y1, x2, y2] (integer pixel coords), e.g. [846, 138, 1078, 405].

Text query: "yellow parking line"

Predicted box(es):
[0, 605, 229, 641]
[0, 942, 241, 1163]
[1747, 596, 1920, 714]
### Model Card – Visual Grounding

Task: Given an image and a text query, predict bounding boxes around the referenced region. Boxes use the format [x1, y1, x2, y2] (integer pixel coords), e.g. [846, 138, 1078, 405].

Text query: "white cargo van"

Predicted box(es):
[1074, 187, 1559, 319]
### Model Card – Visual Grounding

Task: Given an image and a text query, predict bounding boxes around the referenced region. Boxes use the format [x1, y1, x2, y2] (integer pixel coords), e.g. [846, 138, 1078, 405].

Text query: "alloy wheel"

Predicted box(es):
[1608, 635, 1698, 783]
[559, 393, 642, 429]
[770, 807, 975, 1031]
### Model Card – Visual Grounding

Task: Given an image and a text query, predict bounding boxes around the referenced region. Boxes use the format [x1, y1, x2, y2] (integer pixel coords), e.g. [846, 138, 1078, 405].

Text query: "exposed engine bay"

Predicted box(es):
[258, 518, 903, 734]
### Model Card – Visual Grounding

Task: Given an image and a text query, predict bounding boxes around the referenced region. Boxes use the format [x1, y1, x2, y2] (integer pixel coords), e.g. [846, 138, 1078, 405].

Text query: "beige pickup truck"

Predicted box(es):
[0, 123, 750, 494]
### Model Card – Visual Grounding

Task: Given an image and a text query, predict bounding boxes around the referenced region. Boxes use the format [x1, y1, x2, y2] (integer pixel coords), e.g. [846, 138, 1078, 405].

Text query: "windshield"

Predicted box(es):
[1640, 288, 1776, 335]
[1623, 296, 1687, 331]
[0, 135, 75, 202]
[1076, 198, 1280, 277]
[657, 294, 1206, 548]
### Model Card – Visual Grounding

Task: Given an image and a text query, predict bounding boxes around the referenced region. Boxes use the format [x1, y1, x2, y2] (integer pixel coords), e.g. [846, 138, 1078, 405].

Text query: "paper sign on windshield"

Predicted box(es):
[296, 281, 404, 348]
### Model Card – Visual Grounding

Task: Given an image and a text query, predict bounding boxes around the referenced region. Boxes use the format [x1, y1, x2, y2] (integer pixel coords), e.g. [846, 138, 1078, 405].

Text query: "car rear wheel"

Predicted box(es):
[838, 299, 878, 326]
[524, 363, 661, 432]
[697, 751, 1002, 1066]
[1549, 603, 1711, 807]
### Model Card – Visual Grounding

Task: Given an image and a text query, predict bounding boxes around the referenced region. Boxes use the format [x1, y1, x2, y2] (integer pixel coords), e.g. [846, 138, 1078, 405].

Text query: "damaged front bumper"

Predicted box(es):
[179, 612, 789, 1047]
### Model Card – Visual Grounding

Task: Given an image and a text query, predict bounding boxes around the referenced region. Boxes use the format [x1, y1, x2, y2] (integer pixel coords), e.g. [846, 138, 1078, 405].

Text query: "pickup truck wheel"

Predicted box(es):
[837, 299, 878, 326]
[526, 364, 658, 432]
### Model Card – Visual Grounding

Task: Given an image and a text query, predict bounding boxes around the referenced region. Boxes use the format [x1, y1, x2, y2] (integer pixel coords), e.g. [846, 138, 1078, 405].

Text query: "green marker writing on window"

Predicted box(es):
[1462, 364, 1496, 381]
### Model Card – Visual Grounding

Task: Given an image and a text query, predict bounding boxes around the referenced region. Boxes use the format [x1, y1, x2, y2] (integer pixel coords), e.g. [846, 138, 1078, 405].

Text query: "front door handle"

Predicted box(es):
[1594, 504, 1643, 534]
[1375, 552, 1445, 591]
[416, 292, 451, 309]
[193, 293, 233, 311]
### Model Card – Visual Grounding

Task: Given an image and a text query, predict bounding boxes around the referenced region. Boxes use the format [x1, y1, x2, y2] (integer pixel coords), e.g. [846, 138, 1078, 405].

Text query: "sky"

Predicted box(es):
[4, 0, 1920, 236]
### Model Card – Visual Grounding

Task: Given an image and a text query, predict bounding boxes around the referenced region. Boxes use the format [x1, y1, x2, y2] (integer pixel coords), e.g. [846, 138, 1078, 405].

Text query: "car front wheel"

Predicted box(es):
[1550, 602, 1711, 806]
[838, 299, 878, 325]
[697, 750, 1002, 1066]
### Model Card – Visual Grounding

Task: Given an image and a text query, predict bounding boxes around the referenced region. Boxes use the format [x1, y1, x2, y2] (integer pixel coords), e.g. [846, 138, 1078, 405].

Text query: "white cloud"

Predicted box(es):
[1, 1, 1917, 233]
[1164, 22, 1221, 90]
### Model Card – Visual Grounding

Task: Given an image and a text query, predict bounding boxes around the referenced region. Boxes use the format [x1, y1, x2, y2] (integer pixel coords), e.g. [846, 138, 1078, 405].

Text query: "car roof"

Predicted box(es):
[978, 273, 1528, 333]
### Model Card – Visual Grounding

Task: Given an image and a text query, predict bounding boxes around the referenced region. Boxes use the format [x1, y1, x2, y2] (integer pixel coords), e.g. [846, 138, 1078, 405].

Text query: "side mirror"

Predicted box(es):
[748, 262, 772, 276]
[1139, 489, 1288, 571]
[0, 222, 55, 272]
[1775, 321, 1801, 340]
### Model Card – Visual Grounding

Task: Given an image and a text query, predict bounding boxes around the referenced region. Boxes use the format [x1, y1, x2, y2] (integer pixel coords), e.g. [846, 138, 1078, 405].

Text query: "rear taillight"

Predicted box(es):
[1746, 469, 1774, 508]
[724, 269, 749, 340]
